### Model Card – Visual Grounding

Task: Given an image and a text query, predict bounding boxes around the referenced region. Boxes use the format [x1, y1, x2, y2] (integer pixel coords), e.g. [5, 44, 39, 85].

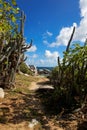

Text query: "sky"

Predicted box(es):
[17, 0, 87, 67]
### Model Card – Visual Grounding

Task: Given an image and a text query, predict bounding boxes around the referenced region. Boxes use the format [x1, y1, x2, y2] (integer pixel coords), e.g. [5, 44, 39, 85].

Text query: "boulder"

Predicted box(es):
[0, 88, 5, 98]
[24, 73, 29, 77]
[28, 119, 42, 130]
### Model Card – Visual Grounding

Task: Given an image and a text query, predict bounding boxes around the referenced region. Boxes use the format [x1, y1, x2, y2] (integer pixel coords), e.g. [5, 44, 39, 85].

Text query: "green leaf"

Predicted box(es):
[11, 16, 16, 22]
[12, 0, 17, 6]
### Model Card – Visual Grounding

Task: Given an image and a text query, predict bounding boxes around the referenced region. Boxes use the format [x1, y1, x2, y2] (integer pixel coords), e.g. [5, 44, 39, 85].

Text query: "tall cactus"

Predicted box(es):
[0, 10, 32, 89]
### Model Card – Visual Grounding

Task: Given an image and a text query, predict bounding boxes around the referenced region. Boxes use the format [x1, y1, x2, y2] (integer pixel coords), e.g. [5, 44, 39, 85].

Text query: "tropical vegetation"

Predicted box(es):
[49, 27, 87, 110]
[0, 0, 32, 89]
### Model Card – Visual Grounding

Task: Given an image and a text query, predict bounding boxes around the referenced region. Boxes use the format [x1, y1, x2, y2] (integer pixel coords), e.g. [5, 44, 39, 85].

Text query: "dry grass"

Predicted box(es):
[15, 74, 39, 94]
[16, 74, 39, 87]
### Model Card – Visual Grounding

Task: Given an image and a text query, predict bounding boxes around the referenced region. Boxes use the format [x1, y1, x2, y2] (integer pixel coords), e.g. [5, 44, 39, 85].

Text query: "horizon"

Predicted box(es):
[17, 0, 87, 67]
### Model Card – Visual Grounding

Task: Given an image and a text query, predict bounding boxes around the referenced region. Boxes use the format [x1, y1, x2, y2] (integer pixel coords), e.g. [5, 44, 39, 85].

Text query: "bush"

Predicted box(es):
[20, 62, 33, 75]
[49, 42, 87, 110]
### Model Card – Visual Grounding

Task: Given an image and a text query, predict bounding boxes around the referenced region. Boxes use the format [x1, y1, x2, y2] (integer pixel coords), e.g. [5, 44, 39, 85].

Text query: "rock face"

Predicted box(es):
[0, 88, 5, 98]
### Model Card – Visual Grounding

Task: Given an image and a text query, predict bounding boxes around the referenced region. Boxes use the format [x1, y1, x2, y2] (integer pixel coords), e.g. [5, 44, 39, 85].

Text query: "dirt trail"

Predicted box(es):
[0, 76, 86, 130]
[29, 76, 54, 91]
[28, 76, 87, 130]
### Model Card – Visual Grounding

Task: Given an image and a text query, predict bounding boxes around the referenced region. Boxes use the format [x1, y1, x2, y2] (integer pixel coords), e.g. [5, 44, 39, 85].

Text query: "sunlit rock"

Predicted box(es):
[28, 119, 42, 130]
[0, 88, 5, 98]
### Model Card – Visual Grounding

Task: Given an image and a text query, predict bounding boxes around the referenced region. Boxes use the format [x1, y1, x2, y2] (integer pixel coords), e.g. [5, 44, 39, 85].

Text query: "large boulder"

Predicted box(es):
[0, 88, 5, 98]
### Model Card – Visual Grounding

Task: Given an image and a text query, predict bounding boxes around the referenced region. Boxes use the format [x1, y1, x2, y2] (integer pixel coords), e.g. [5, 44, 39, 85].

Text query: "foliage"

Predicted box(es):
[50, 39, 87, 110]
[0, 0, 19, 37]
[50, 66, 58, 84]
[0, 0, 32, 89]
[20, 62, 33, 75]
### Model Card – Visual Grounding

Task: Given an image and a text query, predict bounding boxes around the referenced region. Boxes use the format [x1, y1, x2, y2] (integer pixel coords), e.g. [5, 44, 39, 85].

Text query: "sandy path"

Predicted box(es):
[29, 77, 54, 91]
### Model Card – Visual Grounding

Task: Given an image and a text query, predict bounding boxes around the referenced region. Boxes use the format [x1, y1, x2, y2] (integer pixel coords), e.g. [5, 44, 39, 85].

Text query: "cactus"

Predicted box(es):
[0, 11, 32, 89]
[66, 26, 75, 52]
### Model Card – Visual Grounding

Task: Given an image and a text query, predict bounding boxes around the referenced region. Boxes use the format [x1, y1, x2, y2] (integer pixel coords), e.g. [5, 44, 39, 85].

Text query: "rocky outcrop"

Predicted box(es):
[29, 65, 38, 75]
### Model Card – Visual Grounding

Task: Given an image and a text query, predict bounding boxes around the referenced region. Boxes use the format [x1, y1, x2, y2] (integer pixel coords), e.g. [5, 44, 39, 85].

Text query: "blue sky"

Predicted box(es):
[17, 0, 87, 67]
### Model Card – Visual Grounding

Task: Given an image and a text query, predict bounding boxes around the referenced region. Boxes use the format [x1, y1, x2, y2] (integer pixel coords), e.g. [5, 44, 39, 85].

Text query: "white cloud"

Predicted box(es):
[45, 50, 59, 60]
[27, 45, 37, 52]
[74, 16, 87, 42]
[74, 0, 87, 42]
[38, 58, 58, 67]
[49, 0, 87, 47]
[46, 31, 53, 36]
[43, 30, 53, 39]
[32, 54, 38, 58]
[80, 0, 87, 17]
[26, 58, 58, 67]
[43, 40, 49, 45]
[49, 23, 77, 47]
[39, 59, 45, 64]
[26, 54, 59, 67]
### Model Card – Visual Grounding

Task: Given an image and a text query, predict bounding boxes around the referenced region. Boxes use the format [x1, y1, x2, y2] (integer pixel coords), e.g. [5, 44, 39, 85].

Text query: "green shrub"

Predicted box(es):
[20, 62, 33, 75]
[49, 42, 87, 110]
